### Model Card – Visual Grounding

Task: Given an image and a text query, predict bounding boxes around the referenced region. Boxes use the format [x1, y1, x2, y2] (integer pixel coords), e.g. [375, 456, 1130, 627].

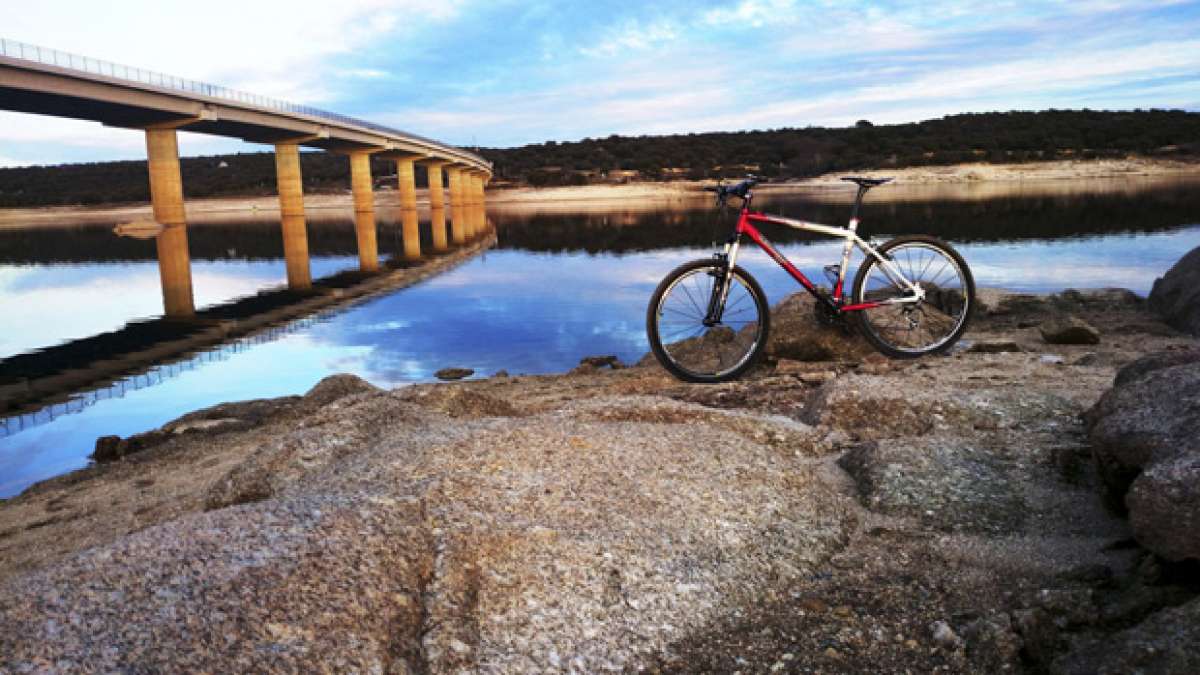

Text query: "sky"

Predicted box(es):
[1, 0, 1199, 166]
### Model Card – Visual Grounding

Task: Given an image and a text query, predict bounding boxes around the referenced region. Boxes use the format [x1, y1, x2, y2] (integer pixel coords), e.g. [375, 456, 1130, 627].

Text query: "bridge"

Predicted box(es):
[0, 38, 493, 317]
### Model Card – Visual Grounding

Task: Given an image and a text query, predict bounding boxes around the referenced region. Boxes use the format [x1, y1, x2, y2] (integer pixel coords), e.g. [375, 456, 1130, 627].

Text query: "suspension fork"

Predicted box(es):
[703, 233, 743, 325]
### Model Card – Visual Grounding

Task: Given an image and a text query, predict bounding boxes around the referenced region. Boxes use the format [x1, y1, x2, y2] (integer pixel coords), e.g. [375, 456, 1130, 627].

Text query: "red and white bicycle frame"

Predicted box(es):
[715, 205, 925, 317]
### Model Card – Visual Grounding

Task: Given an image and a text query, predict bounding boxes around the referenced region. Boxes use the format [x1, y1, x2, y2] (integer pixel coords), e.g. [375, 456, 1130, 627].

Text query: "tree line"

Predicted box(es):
[0, 109, 1196, 206]
[485, 109, 1200, 185]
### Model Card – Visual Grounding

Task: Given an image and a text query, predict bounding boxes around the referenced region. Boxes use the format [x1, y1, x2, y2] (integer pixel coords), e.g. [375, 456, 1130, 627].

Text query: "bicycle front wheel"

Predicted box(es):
[646, 259, 770, 383]
[851, 235, 974, 358]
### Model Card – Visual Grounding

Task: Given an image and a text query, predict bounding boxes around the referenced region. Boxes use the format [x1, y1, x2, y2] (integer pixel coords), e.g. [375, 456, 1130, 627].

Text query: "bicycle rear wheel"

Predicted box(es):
[851, 235, 974, 358]
[646, 259, 770, 383]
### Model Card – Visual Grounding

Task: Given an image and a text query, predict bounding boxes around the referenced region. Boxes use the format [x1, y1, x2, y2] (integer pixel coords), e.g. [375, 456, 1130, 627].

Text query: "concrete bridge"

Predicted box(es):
[0, 38, 493, 317]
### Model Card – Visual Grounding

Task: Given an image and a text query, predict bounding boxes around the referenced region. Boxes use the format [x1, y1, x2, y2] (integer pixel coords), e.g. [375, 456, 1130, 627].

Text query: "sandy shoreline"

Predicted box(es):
[486, 157, 1200, 207]
[2, 157, 1198, 227]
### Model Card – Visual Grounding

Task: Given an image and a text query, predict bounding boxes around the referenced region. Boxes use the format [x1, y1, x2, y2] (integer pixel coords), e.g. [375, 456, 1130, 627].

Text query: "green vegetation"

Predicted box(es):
[0, 152, 411, 207]
[0, 109, 1197, 206]
[489, 109, 1200, 186]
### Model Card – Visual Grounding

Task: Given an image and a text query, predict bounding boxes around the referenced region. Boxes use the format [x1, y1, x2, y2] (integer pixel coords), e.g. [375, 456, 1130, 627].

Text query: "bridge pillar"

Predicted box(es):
[424, 161, 447, 210]
[349, 151, 379, 272]
[449, 209, 466, 244]
[447, 167, 466, 244]
[462, 170, 476, 206]
[145, 127, 194, 318]
[396, 157, 417, 210]
[469, 203, 486, 240]
[474, 172, 486, 205]
[470, 171, 484, 235]
[430, 207, 448, 251]
[401, 207, 421, 260]
[446, 166, 462, 207]
[274, 143, 312, 290]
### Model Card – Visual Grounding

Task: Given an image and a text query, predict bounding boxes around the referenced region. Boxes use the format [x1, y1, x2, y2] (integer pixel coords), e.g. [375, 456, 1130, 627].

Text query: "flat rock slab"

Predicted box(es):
[1052, 595, 1200, 674]
[0, 392, 852, 672]
[838, 437, 1026, 534]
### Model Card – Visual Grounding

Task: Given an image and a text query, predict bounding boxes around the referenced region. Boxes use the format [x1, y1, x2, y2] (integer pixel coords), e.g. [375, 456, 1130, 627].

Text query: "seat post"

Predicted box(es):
[850, 185, 868, 221]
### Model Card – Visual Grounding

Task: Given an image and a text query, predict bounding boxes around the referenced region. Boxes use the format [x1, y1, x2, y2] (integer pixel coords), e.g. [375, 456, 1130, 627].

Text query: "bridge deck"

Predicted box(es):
[0, 38, 490, 170]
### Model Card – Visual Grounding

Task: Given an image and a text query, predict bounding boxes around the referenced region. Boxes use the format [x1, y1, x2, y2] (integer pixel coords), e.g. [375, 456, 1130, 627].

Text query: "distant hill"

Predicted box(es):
[483, 109, 1200, 186]
[0, 152, 408, 208]
[1, 110, 1197, 207]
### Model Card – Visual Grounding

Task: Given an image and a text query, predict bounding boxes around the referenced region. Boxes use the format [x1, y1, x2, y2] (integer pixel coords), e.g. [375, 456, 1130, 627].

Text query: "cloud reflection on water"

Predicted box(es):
[2, 182, 1200, 496]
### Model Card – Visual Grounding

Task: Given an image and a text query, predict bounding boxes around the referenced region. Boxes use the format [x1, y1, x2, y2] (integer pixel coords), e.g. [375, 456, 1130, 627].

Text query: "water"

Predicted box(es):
[2, 178, 1200, 496]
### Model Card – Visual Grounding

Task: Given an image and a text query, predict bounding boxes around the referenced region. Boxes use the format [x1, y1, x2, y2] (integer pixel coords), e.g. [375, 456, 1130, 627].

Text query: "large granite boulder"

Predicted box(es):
[1126, 452, 1200, 562]
[638, 291, 875, 370]
[0, 391, 851, 672]
[765, 292, 875, 362]
[1148, 245, 1200, 335]
[1085, 348, 1200, 561]
[1052, 595, 1200, 674]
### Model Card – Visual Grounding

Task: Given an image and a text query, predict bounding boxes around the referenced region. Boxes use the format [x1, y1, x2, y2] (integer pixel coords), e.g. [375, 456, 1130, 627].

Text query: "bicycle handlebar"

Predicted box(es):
[704, 175, 764, 207]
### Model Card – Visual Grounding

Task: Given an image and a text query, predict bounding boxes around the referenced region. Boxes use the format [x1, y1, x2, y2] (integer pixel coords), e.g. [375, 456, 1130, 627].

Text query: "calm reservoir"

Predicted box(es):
[2, 177, 1200, 496]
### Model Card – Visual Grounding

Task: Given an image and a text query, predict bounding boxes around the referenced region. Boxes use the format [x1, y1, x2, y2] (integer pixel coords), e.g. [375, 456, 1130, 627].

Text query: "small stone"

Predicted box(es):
[775, 359, 818, 375]
[968, 340, 1024, 353]
[797, 597, 828, 613]
[1039, 315, 1100, 344]
[578, 354, 623, 369]
[931, 620, 962, 647]
[434, 367, 474, 380]
[798, 371, 836, 385]
[449, 639, 471, 655]
[823, 647, 841, 659]
[92, 435, 124, 463]
[1039, 354, 1065, 365]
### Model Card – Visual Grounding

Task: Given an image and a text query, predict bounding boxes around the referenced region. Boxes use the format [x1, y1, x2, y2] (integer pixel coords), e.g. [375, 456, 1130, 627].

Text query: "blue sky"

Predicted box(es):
[1, 0, 1199, 166]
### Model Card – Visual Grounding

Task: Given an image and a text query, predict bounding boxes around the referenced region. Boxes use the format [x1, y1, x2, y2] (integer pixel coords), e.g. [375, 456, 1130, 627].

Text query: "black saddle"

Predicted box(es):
[841, 176, 893, 188]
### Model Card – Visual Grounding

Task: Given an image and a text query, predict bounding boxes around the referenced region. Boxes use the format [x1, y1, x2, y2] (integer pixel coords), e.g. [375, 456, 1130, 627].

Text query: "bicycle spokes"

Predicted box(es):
[856, 242, 971, 354]
[651, 262, 767, 381]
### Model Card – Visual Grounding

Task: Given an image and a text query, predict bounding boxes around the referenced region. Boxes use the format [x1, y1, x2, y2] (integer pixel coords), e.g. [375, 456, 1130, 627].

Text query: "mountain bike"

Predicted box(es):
[646, 176, 975, 383]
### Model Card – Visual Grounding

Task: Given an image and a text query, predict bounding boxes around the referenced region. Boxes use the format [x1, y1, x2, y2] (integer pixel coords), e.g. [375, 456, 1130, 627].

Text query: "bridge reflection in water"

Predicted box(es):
[0, 36, 504, 425]
[0, 227, 498, 435]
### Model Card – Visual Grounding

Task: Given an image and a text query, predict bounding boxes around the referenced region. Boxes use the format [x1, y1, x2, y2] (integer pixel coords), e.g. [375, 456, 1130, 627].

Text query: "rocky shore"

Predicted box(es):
[2, 257, 1199, 671]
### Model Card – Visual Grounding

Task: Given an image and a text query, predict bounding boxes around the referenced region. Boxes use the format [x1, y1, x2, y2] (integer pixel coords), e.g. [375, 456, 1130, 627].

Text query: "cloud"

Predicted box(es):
[340, 68, 392, 80]
[579, 18, 682, 58]
[701, 0, 799, 28]
[3, 1, 466, 101]
[0, 0, 470, 163]
[1, 0, 1197, 163]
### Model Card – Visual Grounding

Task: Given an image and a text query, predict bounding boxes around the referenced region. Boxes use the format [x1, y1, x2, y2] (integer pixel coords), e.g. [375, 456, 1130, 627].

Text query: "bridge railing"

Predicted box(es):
[0, 37, 488, 166]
